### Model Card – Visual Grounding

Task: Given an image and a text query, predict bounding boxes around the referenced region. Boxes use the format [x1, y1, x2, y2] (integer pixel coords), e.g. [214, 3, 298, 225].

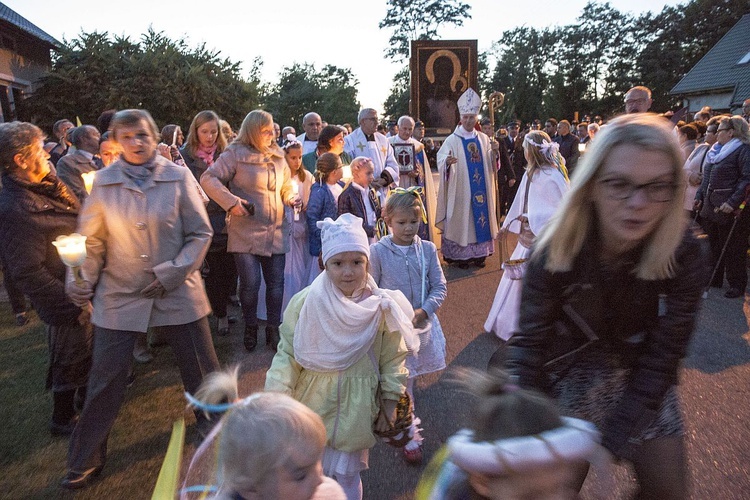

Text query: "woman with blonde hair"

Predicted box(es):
[201, 110, 301, 352]
[505, 113, 706, 498]
[484, 130, 569, 340]
[182, 110, 235, 335]
[694, 115, 750, 298]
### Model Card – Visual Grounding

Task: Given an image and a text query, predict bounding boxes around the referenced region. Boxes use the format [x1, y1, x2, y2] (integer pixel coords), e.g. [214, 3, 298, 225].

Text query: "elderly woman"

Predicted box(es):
[0, 122, 92, 437]
[506, 114, 706, 498]
[201, 110, 300, 352]
[695, 115, 750, 298]
[62, 109, 219, 489]
[181, 110, 235, 336]
[301, 124, 353, 175]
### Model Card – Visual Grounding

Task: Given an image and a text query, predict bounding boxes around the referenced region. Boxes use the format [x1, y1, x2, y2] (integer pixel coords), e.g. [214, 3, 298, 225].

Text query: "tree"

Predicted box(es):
[22, 29, 262, 133]
[379, 0, 472, 62]
[263, 63, 360, 129]
[382, 67, 410, 122]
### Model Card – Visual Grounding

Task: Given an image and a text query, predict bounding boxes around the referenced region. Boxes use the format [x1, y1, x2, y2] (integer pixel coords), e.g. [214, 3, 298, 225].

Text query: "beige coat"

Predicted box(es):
[200, 143, 294, 256]
[79, 154, 212, 332]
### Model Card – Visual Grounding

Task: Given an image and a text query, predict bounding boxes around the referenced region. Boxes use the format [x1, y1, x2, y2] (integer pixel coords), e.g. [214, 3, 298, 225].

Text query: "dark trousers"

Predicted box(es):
[203, 250, 237, 318]
[704, 208, 750, 291]
[1, 260, 26, 314]
[234, 253, 285, 328]
[67, 317, 219, 471]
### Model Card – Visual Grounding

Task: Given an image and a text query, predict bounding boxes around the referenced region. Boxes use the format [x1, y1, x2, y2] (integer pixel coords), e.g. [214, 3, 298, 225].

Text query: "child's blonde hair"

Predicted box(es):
[383, 189, 424, 221]
[192, 370, 326, 495]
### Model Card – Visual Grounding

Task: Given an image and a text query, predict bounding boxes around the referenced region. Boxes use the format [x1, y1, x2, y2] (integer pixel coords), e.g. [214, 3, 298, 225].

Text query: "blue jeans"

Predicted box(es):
[234, 253, 286, 327]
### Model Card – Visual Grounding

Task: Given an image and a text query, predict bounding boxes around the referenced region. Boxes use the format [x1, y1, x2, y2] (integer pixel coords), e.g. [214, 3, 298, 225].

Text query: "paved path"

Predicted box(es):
[229, 247, 750, 499]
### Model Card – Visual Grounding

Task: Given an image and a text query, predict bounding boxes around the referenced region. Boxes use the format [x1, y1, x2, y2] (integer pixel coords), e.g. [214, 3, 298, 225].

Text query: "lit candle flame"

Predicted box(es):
[341, 164, 353, 181]
[52, 233, 88, 285]
[578, 143, 586, 153]
[81, 171, 96, 194]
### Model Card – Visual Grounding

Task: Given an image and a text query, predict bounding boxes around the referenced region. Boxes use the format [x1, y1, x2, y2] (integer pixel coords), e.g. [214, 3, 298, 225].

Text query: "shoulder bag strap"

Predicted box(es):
[522, 173, 532, 214]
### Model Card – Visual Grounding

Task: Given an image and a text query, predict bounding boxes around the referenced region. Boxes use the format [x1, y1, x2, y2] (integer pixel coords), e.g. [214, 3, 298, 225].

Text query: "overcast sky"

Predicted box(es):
[7, 0, 682, 116]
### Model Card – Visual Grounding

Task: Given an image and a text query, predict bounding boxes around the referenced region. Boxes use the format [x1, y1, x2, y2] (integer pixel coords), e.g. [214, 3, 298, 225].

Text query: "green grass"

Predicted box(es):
[0, 307, 216, 499]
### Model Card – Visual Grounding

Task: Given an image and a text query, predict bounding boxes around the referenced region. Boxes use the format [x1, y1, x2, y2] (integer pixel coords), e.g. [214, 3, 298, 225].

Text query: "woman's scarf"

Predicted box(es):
[121, 154, 157, 186]
[12, 173, 80, 211]
[195, 143, 217, 167]
[293, 272, 419, 372]
[707, 138, 742, 164]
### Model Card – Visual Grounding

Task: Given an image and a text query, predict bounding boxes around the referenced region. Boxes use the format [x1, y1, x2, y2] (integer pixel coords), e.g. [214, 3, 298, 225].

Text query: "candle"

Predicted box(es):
[52, 233, 87, 285]
[578, 142, 586, 153]
[341, 164, 353, 181]
[81, 171, 96, 194]
[291, 180, 300, 221]
[172, 129, 178, 147]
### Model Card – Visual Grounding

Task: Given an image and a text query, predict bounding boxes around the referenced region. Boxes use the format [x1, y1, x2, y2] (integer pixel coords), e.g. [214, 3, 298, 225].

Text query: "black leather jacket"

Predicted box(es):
[505, 229, 707, 457]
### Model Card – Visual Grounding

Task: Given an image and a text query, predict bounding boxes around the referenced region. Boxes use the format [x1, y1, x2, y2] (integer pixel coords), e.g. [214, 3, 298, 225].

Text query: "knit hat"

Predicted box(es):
[317, 213, 370, 264]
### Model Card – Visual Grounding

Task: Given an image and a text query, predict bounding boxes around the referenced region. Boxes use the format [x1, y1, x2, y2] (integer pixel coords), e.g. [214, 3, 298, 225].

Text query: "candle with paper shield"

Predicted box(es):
[81, 171, 96, 194]
[578, 142, 586, 153]
[52, 233, 87, 285]
[341, 163, 353, 181]
[291, 180, 300, 221]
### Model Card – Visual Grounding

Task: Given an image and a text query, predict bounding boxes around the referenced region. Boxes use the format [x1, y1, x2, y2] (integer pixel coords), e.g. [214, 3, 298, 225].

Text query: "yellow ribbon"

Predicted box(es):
[390, 187, 428, 223]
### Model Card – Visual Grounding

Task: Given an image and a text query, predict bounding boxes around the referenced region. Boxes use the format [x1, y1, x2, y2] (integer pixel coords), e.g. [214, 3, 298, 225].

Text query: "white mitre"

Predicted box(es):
[457, 88, 481, 115]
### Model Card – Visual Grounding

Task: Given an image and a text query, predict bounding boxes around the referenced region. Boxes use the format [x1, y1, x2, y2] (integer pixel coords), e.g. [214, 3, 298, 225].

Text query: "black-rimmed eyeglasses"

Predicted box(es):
[598, 178, 676, 203]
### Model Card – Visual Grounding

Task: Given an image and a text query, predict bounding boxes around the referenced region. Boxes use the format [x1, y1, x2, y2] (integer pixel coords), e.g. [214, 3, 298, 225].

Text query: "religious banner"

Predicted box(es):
[410, 40, 478, 135]
[393, 143, 416, 173]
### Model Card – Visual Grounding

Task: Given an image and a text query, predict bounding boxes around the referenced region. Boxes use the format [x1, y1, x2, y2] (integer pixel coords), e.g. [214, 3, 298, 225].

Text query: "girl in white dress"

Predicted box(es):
[484, 131, 570, 340]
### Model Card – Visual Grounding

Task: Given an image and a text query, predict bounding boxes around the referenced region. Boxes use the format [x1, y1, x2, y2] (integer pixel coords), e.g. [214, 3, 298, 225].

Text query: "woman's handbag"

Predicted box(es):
[500, 177, 534, 280]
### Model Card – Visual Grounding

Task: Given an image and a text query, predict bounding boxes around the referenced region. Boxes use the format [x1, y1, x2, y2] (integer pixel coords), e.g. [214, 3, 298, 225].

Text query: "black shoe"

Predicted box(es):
[60, 466, 103, 489]
[50, 416, 78, 437]
[15, 312, 29, 326]
[457, 261, 470, 269]
[724, 288, 743, 298]
[473, 258, 486, 268]
[244, 325, 258, 352]
[266, 326, 280, 351]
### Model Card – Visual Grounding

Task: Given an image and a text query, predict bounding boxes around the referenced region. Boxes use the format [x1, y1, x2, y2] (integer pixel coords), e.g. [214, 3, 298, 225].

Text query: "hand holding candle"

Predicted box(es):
[291, 180, 301, 221]
[53, 233, 87, 286]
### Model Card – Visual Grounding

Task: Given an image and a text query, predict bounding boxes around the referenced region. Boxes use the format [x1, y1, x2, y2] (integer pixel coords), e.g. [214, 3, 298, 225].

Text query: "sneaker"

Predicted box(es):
[403, 445, 423, 465]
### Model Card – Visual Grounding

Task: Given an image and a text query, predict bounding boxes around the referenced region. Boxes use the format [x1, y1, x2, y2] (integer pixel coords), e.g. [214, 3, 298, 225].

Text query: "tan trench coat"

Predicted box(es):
[79, 155, 212, 332]
[200, 143, 294, 256]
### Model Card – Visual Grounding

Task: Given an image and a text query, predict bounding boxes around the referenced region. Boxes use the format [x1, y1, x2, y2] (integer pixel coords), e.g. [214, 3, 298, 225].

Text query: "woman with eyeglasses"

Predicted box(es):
[694, 115, 750, 298]
[200, 110, 301, 352]
[505, 114, 706, 499]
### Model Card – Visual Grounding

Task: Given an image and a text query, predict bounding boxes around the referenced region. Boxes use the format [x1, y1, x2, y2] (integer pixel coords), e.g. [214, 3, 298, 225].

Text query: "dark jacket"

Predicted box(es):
[56, 150, 98, 202]
[553, 133, 580, 174]
[0, 175, 82, 325]
[337, 182, 381, 238]
[306, 181, 342, 256]
[505, 229, 706, 458]
[181, 146, 227, 251]
[495, 140, 515, 183]
[697, 143, 750, 224]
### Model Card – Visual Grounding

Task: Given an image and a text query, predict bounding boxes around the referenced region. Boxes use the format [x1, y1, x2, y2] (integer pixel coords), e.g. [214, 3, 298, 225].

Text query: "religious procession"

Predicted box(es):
[2, 1, 750, 499]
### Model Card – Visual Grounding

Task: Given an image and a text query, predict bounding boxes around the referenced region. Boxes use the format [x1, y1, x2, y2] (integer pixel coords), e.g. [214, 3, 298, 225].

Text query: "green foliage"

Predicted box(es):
[379, 0, 472, 62]
[263, 63, 361, 129]
[487, 0, 748, 123]
[21, 29, 262, 133]
[382, 67, 410, 122]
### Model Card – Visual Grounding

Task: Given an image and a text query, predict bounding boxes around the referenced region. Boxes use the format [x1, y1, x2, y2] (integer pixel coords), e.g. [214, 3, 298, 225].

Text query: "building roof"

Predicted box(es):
[0, 2, 59, 48]
[670, 14, 750, 107]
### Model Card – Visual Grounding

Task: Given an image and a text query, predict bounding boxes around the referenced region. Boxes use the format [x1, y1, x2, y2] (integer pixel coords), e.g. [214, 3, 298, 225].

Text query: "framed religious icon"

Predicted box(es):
[392, 143, 415, 173]
[410, 40, 478, 135]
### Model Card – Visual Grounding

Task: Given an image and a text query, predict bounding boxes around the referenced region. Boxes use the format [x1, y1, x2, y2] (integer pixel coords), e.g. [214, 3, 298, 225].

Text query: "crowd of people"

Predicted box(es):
[1, 84, 749, 499]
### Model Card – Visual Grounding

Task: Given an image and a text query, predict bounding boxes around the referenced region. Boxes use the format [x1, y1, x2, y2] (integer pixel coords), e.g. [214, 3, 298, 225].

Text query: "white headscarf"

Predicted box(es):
[293, 272, 418, 372]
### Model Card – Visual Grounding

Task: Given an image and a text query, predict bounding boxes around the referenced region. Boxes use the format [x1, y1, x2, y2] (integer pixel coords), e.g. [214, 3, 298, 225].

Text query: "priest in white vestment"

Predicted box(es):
[389, 115, 439, 246]
[436, 88, 499, 267]
[344, 108, 399, 200]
